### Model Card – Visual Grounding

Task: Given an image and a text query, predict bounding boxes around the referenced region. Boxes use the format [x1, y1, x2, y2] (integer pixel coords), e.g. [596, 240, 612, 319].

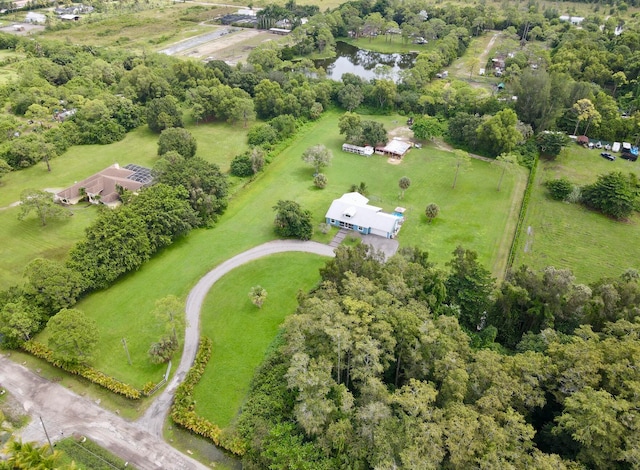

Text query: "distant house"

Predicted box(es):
[55, 164, 153, 207]
[59, 14, 80, 21]
[25, 12, 46, 24]
[237, 8, 257, 16]
[54, 108, 76, 122]
[375, 138, 412, 159]
[325, 192, 403, 239]
[559, 15, 584, 25]
[54, 4, 94, 15]
[269, 27, 290, 35]
[342, 143, 374, 156]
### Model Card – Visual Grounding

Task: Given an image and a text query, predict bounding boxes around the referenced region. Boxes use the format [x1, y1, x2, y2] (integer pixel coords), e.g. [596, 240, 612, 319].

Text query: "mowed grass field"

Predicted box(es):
[513, 145, 640, 283]
[195, 253, 327, 427]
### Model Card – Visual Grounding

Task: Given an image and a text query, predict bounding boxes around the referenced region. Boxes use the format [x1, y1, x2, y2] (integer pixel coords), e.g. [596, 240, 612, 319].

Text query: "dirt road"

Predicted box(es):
[0, 359, 209, 469]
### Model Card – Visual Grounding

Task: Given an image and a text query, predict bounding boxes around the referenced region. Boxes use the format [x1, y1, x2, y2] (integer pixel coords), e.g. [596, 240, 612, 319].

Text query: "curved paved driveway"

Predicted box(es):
[0, 240, 335, 468]
[139, 240, 335, 435]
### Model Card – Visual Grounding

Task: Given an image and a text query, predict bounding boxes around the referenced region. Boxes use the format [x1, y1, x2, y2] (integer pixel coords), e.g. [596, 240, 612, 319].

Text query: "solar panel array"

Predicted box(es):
[124, 164, 154, 185]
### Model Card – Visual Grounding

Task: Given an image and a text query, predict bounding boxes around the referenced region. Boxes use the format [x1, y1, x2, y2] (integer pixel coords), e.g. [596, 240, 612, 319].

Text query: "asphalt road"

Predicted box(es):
[0, 240, 335, 468]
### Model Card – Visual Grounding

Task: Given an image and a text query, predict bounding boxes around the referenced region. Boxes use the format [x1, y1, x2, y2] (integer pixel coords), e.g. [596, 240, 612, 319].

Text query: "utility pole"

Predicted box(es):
[39, 416, 54, 454]
[121, 338, 132, 365]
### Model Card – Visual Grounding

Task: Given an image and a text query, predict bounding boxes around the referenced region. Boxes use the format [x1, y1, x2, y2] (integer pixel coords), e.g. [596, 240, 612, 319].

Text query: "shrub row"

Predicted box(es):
[169, 337, 221, 442]
[506, 154, 539, 269]
[169, 337, 244, 455]
[22, 341, 141, 400]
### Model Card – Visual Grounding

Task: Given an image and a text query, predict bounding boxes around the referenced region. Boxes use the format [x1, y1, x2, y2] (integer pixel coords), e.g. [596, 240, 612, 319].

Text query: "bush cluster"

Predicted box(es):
[22, 341, 141, 399]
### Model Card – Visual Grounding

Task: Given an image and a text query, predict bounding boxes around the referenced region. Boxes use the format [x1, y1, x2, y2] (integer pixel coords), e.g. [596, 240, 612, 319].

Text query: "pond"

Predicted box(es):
[314, 41, 416, 82]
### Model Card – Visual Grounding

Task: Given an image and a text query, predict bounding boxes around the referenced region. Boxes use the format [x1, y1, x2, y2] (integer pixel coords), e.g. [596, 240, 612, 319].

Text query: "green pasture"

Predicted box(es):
[341, 35, 432, 54]
[195, 253, 327, 428]
[68, 110, 523, 394]
[513, 145, 640, 282]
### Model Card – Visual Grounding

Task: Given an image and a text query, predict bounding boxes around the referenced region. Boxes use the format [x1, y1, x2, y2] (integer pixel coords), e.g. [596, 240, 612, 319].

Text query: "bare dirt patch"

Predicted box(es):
[0, 23, 44, 36]
[173, 29, 277, 64]
[388, 126, 414, 141]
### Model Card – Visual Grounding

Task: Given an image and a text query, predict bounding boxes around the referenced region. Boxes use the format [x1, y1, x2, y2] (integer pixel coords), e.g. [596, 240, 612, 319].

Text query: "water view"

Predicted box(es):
[315, 41, 416, 82]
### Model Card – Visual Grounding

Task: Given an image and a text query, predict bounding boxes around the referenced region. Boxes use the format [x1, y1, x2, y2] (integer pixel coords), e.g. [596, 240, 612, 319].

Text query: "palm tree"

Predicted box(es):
[249, 286, 268, 309]
[398, 176, 411, 199]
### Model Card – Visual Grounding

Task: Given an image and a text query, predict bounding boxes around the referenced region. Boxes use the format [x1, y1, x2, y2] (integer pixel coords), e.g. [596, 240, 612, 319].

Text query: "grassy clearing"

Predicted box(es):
[40, 3, 232, 52]
[195, 253, 327, 428]
[0, 204, 99, 291]
[341, 35, 432, 54]
[69, 110, 522, 397]
[513, 145, 640, 282]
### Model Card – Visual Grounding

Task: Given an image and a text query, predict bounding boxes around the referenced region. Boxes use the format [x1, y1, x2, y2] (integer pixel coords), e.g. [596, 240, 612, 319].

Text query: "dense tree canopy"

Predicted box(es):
[234, 246, 640, 469]
[157, 127, 197, 158]
[47, 308, 99, 365]
[581, 172, 637, 220]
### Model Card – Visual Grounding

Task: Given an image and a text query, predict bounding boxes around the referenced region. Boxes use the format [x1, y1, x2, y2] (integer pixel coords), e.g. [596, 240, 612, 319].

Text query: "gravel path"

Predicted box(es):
[0, 240, 335, 467]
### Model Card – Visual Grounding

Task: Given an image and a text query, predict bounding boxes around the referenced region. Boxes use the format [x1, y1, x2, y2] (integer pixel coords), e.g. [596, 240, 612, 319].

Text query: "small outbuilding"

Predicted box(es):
[342, 143, 374, 156]
[25, 12, 46, 24]
[375, 138, 413, 159]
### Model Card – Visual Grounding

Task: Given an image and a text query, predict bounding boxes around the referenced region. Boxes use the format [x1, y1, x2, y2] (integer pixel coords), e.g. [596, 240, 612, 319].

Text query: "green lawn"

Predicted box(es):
[513, 145, 640, 282]
[0, 204, 99, 290]
[342, 35, 432, 54]
[69, 110, 523, 396]
[195, 252, 327, 428]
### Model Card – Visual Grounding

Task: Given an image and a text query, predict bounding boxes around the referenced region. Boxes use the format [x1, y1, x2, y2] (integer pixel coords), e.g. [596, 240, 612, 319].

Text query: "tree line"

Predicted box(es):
[233, 244, 640, 469]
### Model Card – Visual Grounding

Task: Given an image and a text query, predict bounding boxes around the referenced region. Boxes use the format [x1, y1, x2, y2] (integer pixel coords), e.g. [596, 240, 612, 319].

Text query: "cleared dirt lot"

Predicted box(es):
[165, 28, 283, 65]
[0, 23, 44, 35]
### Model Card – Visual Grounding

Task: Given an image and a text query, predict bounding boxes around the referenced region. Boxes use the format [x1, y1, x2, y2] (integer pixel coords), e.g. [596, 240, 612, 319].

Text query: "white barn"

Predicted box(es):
[342, 143, 374, 156]
[325, 192, 402, 239]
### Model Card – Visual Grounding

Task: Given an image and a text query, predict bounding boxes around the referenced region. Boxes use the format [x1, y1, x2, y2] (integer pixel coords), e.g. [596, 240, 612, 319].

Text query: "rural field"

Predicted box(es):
[57, 110, 524, 416]
[195, 252, 327, 427]
[514, 145, 640, 283]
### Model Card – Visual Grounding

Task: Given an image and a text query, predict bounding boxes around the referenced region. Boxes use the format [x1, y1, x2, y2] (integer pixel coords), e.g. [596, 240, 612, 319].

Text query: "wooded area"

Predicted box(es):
[234, 245, 640, 468]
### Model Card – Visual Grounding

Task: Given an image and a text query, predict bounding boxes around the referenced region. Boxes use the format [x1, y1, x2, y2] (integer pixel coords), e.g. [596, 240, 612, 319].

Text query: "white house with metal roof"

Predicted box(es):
[325, 192, 402, 239]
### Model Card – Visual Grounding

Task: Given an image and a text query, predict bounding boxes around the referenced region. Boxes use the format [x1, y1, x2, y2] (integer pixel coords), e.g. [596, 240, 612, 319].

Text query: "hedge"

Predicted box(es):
[169, 336, 244, 456]
[22, 341, 141, 400]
